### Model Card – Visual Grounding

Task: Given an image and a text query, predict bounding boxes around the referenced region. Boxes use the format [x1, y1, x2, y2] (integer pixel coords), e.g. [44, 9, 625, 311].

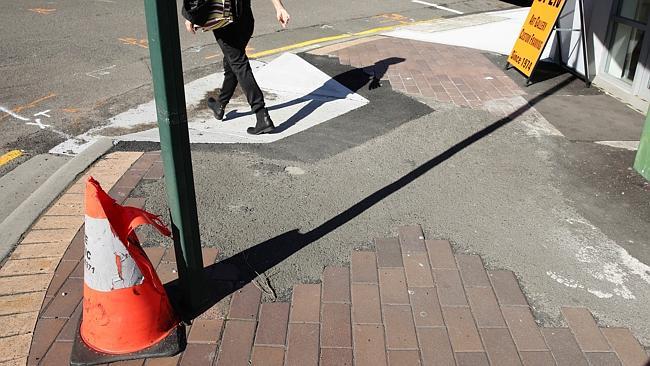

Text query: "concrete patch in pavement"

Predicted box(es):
[595, 141, 640, 151]
[485, 53, 646, 143]
[525, 94, 645, 142]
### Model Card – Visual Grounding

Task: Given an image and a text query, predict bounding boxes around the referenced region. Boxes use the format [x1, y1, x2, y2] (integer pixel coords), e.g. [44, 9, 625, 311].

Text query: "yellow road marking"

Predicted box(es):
[0, 93, 57, 122]
[29, 8, 56, 15]
[205, 33, 352, 60]
[0, 150, 23, 166]
[62, 108, 80, 113]
[353, 25, 401, 36]
[248, 34, 353, 59]
[204, 17, 438, 61]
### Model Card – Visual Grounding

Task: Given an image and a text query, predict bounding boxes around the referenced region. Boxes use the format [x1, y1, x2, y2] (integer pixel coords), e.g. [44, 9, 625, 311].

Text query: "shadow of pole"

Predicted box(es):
[166, 75, 577, 321]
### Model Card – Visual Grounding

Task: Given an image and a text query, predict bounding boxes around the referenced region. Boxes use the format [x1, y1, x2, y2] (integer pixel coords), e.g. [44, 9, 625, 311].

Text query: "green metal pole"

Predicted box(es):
[144, 0, 205, 312]
[634, 106, 650, 180]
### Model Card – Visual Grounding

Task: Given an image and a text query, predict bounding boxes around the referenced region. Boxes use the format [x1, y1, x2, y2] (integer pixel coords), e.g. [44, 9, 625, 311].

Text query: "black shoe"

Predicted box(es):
[247, 109, 275, 135]
[207, 97, 227, 120]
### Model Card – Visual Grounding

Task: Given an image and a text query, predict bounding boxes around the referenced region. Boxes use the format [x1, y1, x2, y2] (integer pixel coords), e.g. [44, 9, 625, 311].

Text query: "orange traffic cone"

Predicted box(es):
[71, 177, 185, 365]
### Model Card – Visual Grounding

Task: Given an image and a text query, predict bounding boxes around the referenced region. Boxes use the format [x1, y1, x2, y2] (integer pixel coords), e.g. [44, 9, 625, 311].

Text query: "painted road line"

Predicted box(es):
[204, 16, 439, 61]
[0, 93, 57, 122]
[1, 99, 71, 139]
[206, 22, 427, 61]
[412, 0, 464, 15]
[205, 34, 352, 60]
[249, 34, 352, 58]
[251, 18, 444, 58]
[353, 25, 401, 36]
[0, 150, 23, 167]
[0, 106, 30, 121]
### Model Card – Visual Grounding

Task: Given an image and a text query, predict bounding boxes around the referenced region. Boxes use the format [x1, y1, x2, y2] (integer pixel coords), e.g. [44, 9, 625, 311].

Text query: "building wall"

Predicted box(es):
[543, 0, 649, 111]
[544, 0, 613, 79]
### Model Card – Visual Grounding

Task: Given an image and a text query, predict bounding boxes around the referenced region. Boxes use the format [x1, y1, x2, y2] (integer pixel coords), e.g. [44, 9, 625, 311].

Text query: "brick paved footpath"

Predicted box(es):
[0, 38, 649, 365]
[311, 36, 525, 112]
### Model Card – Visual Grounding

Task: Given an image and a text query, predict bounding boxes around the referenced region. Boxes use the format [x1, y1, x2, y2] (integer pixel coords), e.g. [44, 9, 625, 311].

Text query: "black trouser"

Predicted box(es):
[213, 11, 265, 113]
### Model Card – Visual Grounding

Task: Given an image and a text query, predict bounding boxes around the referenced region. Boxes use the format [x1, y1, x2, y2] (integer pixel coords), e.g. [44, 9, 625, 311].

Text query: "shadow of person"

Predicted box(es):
[223, 57, 406, 133]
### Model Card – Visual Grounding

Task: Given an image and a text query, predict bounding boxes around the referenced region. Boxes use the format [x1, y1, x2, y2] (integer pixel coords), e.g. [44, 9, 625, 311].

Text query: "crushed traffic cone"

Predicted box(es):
[71, 177, 185, 365]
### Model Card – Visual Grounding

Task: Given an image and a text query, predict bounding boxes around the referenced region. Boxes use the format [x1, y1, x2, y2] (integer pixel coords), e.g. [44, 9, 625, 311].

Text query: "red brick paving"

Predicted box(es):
[602, 328, 649, 366]
[333, 37, 525, 109]
[186, 319, 223, 344]
[502, 306, 548, 352]
[285, 323, 319, 366]
[417, 327, 455, 366]
[542, 328, 590, 366]
[19, 155, 650, 366]
[289, 284, 321, 324]
[353, 324, 387, 366]
[379, 268, 409, 305]
[251, 345, 285, 366]
[254, 303, 290, 346]
[320, 302, 352, 348]
[562, 307, 612, 353]
[409, 287, 444, 328]
[322, 266, 351, 303]
[351, 251, 378, 284]
[23, 216, 650, 366]
[351, 283, 381, 324]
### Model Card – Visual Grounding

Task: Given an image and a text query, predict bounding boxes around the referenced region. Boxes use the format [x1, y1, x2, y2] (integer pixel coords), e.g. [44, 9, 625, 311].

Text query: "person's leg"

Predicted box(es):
[218, 54, 238, 106]
[214, 14, 273, 134]
[217, 17, 265, 113]
[208, 34, 239, 120]
[206, 57, 232, 120]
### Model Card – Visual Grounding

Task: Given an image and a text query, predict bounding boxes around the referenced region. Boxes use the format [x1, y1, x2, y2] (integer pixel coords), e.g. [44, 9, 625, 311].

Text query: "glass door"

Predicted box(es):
[604, 0, 650, 100]
[635, 39, 650, 100]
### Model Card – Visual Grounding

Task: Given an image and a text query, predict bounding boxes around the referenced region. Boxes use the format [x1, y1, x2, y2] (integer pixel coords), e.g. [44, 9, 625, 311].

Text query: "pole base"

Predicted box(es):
[70, 320, 186, 366]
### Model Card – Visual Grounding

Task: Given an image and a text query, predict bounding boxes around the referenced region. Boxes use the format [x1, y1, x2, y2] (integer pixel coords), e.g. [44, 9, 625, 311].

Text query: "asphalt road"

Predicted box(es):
[0, 0, 514, 172]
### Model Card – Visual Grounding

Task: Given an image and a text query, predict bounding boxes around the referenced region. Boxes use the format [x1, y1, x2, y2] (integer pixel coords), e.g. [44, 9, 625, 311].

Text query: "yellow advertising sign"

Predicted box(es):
[508, 0, 566, 77]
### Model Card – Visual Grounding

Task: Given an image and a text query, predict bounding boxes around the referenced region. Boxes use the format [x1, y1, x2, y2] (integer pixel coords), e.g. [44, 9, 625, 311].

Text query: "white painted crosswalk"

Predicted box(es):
[50, 53, 368, 154]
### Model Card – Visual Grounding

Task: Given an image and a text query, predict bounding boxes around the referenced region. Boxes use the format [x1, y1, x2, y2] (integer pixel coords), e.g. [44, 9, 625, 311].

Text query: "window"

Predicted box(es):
[605, 0, 650, 83]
